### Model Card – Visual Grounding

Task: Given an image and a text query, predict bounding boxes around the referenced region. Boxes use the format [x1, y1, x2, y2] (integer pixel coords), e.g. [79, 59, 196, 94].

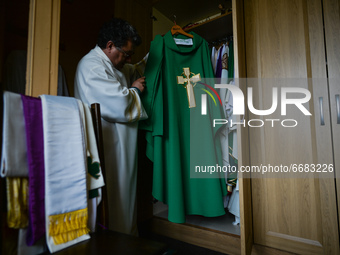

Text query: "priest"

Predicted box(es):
[74, 18, 147, 235]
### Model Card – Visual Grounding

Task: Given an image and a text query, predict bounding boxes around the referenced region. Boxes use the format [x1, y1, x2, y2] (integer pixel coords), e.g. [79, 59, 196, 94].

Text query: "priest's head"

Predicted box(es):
[98, 18, 141, 70]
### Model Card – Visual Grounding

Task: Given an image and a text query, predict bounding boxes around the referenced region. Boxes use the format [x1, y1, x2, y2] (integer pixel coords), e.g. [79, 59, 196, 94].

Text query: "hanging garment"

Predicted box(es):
[17, 228, 46, 255]
[215, 43, 230, 190]
[21, 95, 45, 246]
[76, 101, 105, 197]
[140, 31, 227, 224]
[76, 101, 105, 233]
[1, 92, 105, 253]
[1, 91, 29, 229]
[227, 40, 234, 80]
[1, 91, 29, 178]
[222, 41, 240, 223]
[211, 41, 237, 205]
[224, 42, 238, 195]
[211, 46, 217, 72]
[41, 95, 90, 253]
[215, 46, 224, 78]
[212, 46, 220, 75]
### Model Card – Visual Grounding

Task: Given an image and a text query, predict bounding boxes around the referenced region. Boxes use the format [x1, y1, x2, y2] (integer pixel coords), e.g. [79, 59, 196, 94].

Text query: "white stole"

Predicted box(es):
[77, 101, 105, 232]
[41, 95, 90, 253]
[1, 91, 28, 177]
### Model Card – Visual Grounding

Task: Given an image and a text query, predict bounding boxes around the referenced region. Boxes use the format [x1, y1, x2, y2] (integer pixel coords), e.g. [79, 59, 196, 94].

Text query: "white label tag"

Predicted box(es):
[174, 38, 193, 45]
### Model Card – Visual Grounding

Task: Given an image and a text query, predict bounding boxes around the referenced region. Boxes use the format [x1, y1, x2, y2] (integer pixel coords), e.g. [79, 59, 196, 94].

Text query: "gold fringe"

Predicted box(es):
[48, 208, 89, 245]
[7, 177, 29, 228]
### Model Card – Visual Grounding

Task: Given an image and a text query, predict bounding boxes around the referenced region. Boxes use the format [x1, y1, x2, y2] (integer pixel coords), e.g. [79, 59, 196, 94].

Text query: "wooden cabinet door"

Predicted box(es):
[323, 0, 340, 233]
[232, 0, 253, 254]
[244, 0, 339, 254]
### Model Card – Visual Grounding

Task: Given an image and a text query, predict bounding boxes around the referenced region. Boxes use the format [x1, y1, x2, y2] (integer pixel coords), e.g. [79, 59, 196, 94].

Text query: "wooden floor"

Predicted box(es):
[140, 232, 228, 255]
[42, 229, 228, 255]
[139, 221, 228, 255]
[43, 230, 169, 255]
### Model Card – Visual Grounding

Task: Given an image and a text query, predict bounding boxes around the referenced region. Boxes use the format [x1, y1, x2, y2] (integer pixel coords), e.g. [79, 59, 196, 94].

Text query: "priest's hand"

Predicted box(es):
[132, 77, 146, 93]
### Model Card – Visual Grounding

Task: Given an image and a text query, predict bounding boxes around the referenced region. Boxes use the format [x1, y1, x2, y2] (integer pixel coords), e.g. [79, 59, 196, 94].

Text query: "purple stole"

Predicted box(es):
[21, 95, 45, 246]
[215, 46, 223, 78]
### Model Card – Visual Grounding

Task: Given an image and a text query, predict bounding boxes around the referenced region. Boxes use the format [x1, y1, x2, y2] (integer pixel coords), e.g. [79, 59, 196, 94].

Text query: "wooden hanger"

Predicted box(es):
[170, 16, 193, 38]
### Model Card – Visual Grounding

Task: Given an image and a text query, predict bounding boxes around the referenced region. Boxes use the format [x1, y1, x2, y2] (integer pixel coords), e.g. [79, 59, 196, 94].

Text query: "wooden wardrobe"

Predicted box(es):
[17, 0, 340, 254]
[140, 0, 340, 254]
[242, 0, 340, 254]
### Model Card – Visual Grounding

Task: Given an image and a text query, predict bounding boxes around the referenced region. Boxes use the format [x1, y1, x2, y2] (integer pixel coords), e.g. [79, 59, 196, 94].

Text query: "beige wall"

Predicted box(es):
[152, 8, 173, 39]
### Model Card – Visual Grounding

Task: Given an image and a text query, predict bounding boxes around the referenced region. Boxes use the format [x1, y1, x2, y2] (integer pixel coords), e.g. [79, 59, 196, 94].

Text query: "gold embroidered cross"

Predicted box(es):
[177, 67, 201, 108]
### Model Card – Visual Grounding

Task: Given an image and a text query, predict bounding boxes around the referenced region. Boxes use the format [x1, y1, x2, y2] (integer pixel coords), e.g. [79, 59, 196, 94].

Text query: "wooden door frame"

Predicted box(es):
[26, 0, 61, 97]
[232, 0, 253, 254]
[322, 0, 340, 233]
[242, 0, 339, 254]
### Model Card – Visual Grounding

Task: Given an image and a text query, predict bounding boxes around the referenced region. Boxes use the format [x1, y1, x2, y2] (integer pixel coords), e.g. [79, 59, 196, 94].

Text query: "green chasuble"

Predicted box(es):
[140, 31, 227, 223]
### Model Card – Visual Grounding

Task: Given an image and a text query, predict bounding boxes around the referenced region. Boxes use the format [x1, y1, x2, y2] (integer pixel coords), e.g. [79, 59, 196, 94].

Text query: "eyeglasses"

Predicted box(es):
[116, 47, 134, 58]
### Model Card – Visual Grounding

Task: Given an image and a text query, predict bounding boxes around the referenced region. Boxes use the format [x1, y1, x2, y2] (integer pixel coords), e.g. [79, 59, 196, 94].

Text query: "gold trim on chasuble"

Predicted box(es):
[127, 89, 142, 122]
[177, 67, 201, 108]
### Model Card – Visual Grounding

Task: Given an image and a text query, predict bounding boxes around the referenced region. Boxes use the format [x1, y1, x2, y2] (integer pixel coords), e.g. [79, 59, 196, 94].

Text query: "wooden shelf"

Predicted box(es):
[184, 11, 233, 42]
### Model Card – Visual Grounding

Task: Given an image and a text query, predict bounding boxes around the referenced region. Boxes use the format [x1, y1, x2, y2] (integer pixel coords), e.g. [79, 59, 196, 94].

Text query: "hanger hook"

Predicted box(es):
[171, 14, 177, 25]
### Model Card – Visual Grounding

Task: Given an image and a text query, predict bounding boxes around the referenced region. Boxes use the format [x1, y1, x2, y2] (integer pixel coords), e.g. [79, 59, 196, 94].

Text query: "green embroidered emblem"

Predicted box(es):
[89, 189, 99, 199]
[87, 156, 101, 179]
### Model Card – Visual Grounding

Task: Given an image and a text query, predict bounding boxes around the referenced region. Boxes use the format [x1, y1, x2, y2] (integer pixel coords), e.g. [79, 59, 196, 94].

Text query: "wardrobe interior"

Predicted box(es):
[150, 0, 241, 236]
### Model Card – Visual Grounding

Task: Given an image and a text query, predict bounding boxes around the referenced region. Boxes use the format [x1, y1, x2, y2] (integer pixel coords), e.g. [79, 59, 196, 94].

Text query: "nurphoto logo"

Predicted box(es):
[200, 81, 312, 128]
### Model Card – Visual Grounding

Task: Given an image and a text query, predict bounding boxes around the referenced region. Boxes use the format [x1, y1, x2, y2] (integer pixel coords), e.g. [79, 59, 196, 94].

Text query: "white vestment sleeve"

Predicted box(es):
[74, 46, 147, 123]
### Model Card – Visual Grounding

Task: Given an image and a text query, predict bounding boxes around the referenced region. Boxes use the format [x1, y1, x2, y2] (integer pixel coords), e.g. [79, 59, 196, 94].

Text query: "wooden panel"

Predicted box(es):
[26, 0, 60, 97]
[244, 0, 339, 254]
[150, 217, 241, 255]
[114, 0, 152, 63]
[323, 0, 340, 232]
[232, 0, 253, 255]
[251, 244, 297, 255]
